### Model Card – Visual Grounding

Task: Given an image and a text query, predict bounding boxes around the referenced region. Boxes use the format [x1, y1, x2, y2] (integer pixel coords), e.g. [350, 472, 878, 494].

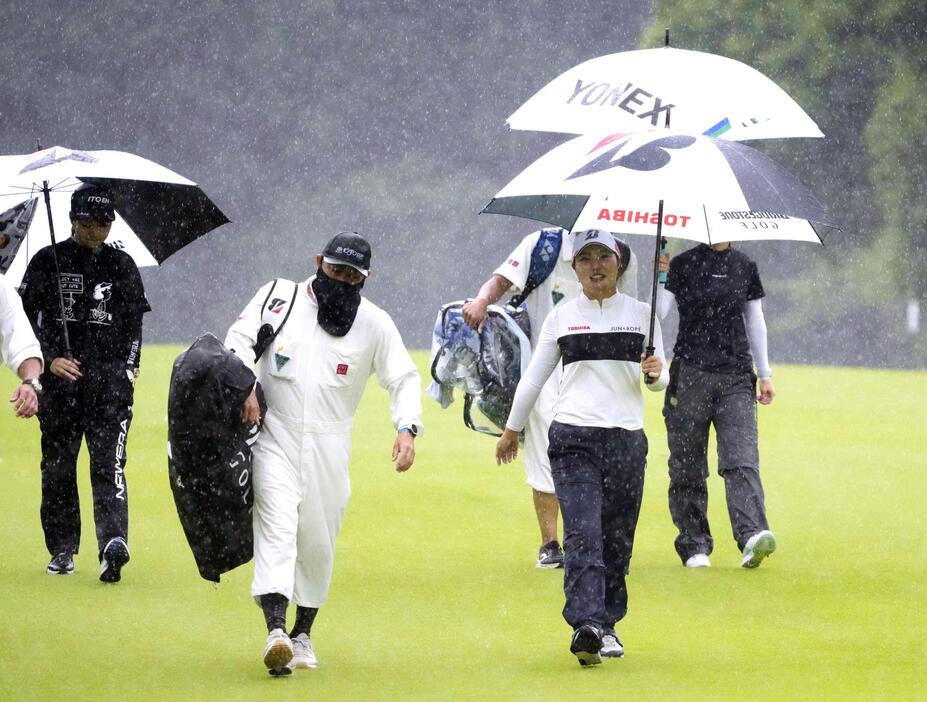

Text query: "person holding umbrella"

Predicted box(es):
[0, 273, 43, 418]
[225, 231, 422, 675]
[19, 183, 150, 580]
[463, 228, 640, 569]
[658, 242, 777, 569]
[496, 230, 667, 666]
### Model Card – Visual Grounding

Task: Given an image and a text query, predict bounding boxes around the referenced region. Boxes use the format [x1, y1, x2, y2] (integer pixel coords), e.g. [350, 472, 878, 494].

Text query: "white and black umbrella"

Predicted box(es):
[0, 146, 229, 285]
[507, 46, 823, 141]
[483, 129, 836, 243]
[482, 129, 838, 355]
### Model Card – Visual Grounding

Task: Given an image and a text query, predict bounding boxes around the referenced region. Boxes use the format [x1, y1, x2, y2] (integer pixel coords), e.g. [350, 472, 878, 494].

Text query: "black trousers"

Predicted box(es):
[548, 421, 647, 632]
[663, 360, 769, 561]
[37, 377, 133, 557]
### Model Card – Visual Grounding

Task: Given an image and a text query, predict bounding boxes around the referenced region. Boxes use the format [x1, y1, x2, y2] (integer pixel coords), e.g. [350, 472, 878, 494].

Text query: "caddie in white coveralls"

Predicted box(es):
[225, 232, 422, 675]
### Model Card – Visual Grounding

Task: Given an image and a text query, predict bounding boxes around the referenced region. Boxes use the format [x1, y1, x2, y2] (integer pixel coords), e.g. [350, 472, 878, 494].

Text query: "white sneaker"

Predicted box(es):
[600, 632, 625, 658]
[263, 628, 293, 675]
[291, 633, 318, 669]
[741, 530, 777, 569]
[685, 553, 711, 568]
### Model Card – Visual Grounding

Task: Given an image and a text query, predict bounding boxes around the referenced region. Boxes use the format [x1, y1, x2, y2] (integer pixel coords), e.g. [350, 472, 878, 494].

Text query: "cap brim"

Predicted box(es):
[71, 210, 116, 223]
[573, 241, 619, 258]
[322, 255, 369, 276]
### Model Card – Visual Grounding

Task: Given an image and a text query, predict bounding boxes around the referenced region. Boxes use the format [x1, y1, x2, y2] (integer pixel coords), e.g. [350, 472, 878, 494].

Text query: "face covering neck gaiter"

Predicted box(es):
[312, 267, 363, 337]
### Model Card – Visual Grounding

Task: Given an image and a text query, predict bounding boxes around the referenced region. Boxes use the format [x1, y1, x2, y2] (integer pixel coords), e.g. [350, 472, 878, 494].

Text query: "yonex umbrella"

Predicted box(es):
[506, 46, 823, 141]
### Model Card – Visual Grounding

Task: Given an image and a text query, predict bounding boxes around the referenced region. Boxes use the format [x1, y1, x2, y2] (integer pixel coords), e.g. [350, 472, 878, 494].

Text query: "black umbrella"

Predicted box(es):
[1, 145, 229, 281]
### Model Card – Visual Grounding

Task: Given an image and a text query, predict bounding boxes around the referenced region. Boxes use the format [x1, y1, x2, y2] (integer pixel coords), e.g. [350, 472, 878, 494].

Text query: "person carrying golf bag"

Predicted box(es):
[225, 231, 422, 675]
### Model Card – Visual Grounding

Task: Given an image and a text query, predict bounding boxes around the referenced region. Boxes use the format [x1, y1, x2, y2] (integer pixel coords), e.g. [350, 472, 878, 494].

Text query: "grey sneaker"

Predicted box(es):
[537, 540, 564, 569]
[290, 633, 318, 669]
[99, 537, 130, 583]
[570, 624, 603, 667]
[263, 628, 293, 676]
[741, 530, 777, 569]
[47, 551, 74, 575]
[600, 631, 624, 658]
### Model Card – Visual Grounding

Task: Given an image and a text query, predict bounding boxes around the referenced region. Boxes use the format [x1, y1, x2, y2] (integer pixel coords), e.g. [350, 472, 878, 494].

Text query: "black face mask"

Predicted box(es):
[312, 267, 363, 337]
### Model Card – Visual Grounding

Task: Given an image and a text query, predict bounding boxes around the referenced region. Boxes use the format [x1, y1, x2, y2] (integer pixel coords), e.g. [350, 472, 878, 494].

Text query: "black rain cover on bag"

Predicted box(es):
[167, 333, 265, 582]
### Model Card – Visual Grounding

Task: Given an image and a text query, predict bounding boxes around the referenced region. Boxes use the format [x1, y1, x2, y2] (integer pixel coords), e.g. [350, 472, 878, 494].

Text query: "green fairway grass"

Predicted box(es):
[1, 347, 925, 701]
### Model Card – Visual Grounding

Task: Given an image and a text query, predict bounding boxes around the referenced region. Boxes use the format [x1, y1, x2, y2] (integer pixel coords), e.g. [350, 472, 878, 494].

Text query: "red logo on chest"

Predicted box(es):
[336, 363, 349, 376]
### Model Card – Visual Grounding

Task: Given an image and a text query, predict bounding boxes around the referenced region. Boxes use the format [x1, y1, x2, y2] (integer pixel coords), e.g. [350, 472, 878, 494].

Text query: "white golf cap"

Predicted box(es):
[572, 229, 632, 270]
[572, 229, 621, 258]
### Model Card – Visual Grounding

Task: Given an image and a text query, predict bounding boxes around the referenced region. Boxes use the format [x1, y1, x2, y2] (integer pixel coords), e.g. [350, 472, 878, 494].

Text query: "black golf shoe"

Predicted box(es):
[99, 537, 130, 583]
[570, 624, 603, 667]
[47, 551, 74, 575]
[536, 540, 564, 569]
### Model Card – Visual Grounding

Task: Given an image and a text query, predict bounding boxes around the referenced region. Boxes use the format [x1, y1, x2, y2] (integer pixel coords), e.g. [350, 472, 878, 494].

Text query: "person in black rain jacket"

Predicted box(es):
[20, 184, 150, 582]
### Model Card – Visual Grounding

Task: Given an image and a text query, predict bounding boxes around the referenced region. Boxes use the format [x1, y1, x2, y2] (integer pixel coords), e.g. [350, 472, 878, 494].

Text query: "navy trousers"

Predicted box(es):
[548, 421, 647, 632]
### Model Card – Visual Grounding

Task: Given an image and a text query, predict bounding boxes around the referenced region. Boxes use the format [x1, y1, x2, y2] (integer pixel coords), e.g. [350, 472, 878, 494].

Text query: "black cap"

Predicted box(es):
[321, 231, 371, 276]
[70, 183, 116, 223]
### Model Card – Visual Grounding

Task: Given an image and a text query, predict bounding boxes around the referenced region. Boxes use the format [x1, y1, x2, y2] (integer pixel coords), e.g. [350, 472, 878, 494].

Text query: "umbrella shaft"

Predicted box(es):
[42, 181, 72, 359]
[646, 199, 665, 359]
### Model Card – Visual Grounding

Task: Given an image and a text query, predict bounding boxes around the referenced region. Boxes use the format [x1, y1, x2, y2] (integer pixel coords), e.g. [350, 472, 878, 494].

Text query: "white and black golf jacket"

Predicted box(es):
[506, 292, 669, 432]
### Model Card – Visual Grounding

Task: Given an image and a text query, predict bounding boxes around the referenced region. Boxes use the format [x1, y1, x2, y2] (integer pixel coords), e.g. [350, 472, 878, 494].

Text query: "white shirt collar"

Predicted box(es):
[579, 290, 622, 309]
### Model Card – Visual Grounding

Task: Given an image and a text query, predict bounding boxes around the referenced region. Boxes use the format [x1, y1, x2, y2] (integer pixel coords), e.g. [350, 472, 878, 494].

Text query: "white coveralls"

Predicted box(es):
[0, 273, 42, 376]
[493, 231, 581, 493]
[225, 277, 422, 607]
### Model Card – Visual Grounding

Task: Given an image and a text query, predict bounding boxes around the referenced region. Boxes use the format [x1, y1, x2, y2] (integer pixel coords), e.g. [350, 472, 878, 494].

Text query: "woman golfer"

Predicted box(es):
[496, 229, 668, 666]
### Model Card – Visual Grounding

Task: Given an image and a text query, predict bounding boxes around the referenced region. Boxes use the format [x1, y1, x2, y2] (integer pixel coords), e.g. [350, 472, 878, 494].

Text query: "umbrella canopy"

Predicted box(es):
[482, 130, 838, 245]
[506, 47, 823, 141]
[0, 146, 229, 285]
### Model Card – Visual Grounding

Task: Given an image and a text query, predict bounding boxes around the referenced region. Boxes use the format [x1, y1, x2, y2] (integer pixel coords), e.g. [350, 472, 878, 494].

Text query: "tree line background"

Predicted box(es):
[2, 0, 924, 368]
[645, 0, 927, 368]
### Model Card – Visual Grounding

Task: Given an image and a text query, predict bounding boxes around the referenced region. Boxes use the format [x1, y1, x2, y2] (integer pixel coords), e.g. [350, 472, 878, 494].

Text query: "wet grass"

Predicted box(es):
[1, 347, 924, 701]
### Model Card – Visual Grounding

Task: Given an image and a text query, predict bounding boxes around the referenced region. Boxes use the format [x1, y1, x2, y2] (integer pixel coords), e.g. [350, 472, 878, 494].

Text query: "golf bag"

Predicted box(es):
[428, 300, 531, 436]
[427, 229, 561, 436]
[168, 333, 262, 582]
[167, 279, 297, 582]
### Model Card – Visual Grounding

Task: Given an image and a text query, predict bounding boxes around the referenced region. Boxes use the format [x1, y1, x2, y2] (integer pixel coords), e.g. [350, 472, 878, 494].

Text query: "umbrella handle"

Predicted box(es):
[658, 238, 668, 284]
[644, 200, 665, 385]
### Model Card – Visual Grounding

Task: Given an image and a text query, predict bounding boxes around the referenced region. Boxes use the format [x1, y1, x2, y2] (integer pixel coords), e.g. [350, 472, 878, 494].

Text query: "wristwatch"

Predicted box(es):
[399, 424, 418, 437]
[22, 378, 43, 395]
